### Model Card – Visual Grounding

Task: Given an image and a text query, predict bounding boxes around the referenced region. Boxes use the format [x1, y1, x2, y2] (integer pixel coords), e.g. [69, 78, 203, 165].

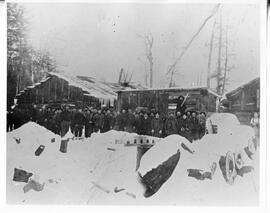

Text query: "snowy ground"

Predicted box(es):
[6, 122, 259, 205]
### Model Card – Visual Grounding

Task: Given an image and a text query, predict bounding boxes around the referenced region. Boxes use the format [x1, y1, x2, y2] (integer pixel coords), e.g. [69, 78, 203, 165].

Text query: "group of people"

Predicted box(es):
[7, 97, 206, 143]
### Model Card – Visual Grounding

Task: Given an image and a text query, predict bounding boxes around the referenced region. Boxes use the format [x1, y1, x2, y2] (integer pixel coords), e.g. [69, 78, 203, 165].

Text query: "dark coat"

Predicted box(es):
[165, 116, 178, 136]
[119, 113, 127, 131]
[141, 117, 152, 135]
[60, 110, 72, 122]
[126, 113, 135, 132]
[176, 100, 187, 114]
[189, 117, 199, 131]
[151, 117, 163, 137]
[74, 112, 86, 125]
[136, 115, 145, 135]
[103, 113, 113, 132]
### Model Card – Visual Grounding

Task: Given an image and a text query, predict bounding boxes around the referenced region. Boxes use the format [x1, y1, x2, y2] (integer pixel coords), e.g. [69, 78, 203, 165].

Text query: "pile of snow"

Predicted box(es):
[138, 135, 193, 176]
[7, 123, 143, 204]
[206, 113, 241, 134]
[6, 122, 259, 205]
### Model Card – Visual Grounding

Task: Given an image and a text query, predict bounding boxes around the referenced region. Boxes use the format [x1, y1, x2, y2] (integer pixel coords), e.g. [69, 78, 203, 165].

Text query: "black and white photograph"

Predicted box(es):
[2, 0, 268, 207]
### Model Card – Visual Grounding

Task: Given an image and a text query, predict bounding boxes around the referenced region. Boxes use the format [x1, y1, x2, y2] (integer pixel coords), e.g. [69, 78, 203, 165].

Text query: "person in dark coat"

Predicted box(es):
[74, 109, 86, 137]
[149, 112, 155, 122]
[141, 113, 152, 135]
[198, 112, 206, 139]
[30, 104, 38, 122]
[125, 109, 135, 133]
[179, 113, 190, 141]
[113, 111, 121, 131]
[70, 108, 77, 134]
[54, 109, 62, 135]
[85, 110, 94, 138]
[165, 112, 178, 136]
[133, 112, 140, 133]
[60, 106, 72, 137]
[91, 109, 98, 133]
[175, 111, 182, 134]
[103, 110, 113, 132]
[96, 109, 104, 132]
[189, 111, 199, 142]
[136, 112, 145, 135]
[7, 109, 13, 132]
[119, 109, 127, 131]
[151, 112, 163, 137]
[36, 108, 44, 126]
[12, 107, 22, 130]
[176, 96, 187, 115]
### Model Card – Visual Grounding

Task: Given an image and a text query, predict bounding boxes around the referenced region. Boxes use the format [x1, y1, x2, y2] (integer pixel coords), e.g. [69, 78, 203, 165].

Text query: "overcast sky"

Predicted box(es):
[23, 2, 260, 91]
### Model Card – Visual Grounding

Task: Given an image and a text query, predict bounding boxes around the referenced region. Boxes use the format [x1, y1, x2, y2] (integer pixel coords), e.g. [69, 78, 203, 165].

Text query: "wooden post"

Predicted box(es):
[216, 11, 223, 95]
[207, 19, 216, 88]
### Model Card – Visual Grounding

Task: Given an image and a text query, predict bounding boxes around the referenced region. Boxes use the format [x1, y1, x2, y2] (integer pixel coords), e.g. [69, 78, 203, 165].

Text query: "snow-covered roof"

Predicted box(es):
[48, 72, 117, 101]
[15, 72, 145, 103]
[48, 72, 145, 101]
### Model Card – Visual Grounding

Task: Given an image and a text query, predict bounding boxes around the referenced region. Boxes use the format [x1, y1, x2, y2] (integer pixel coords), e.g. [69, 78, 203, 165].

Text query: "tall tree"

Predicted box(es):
[7, 3, 30, 107]
[167, 4, 220, 87]
[7, 3, 57, 108]
[138, 33, 154, 88]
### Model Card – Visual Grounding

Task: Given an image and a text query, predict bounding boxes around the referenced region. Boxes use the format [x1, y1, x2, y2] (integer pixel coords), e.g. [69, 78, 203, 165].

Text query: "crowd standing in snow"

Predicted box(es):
[7, 106, 207, 143]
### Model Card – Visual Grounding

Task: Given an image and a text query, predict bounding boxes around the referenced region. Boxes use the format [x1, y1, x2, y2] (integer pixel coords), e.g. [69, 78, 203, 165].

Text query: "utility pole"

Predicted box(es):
[216, 10, 223, 95]
[222, 26, 229, 95]
[207, 19, 216, 88]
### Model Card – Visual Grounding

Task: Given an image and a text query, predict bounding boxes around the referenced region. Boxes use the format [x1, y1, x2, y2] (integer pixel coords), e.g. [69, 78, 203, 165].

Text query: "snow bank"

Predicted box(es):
[6, 122, 259, 205]
[7, 123, 144, 204]
[138, 134, 193, 176]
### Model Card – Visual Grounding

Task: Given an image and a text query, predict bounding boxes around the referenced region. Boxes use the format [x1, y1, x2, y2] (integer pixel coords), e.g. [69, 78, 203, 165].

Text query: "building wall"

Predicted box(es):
[227, 79, 260, 113]
[16, 76, 85, 106]
[226, 78, 260, 125]
[117, 89, 217, 114]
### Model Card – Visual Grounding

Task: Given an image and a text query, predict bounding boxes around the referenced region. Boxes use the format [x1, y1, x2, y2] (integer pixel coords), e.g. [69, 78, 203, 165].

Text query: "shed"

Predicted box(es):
[15, 72, 145, 108]
[117, 86, 219, 115]
[226, 77, 260, 113]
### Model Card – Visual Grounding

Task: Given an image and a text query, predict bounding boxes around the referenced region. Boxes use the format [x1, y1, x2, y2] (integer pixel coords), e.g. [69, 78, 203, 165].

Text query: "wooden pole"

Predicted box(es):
[207, 19, 216, 88]
[222, 26, 228, 95]
[216, 10, 223, 95]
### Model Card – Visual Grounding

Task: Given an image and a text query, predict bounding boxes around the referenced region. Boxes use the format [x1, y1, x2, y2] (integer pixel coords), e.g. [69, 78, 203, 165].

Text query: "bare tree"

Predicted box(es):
[207, 12, 234, 95]
[138, 33, 154, 88]
[167, 4, 220, 87]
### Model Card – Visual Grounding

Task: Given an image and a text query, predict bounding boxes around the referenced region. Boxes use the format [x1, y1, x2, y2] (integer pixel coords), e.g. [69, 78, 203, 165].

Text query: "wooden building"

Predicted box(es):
[15, 72, 144, 108]
[225, 77, 260, 125]
[117, 87, 219, 115]
[226, 77, 260, 113]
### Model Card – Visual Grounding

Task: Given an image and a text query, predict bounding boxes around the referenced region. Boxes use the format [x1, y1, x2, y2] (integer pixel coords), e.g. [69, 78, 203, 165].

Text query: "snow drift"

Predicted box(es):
[6, 122, 259, 205]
